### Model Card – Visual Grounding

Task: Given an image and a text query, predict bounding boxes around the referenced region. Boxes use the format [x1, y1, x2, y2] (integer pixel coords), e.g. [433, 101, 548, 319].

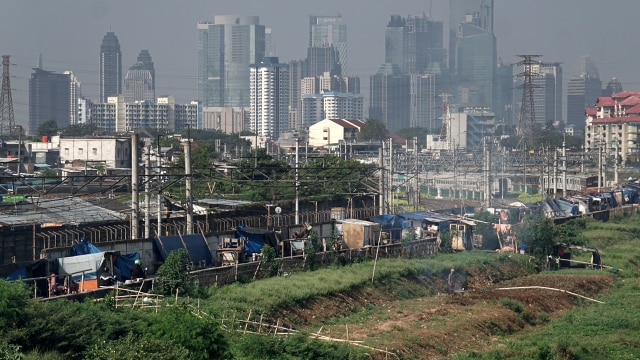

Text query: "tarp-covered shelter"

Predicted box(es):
[398, 211, 453, 234]
[70, 236, 101, 256]
[235, 225, 281, 255]
[369, 214, 409, 243]
[153, 234, 214, 268]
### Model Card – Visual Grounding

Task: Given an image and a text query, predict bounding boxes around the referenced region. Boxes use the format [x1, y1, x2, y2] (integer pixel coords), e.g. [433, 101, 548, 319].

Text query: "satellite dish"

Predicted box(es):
[274, 206, 282, 214]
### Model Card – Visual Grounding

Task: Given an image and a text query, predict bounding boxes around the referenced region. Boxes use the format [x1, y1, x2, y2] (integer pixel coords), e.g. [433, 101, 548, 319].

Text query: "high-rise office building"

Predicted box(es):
[99, 31, 122, 103]
[385, 13, 445, 75]
[455, 14, 496, 109]
[449, 0, 493, 72]
[495, 60, 514, 125]
[369, 63, 410, 132]
[530, 62, 562, 125]
[309, 15, 347, 74]
[304, 46, 341, 78]
[123, 51, 155, 103]
[567, 56, 602, 132]
[410, 73, 437, 130]
[249, 57, 289, 140]
[198, 16, 266, 108]
[29, 68, 71, 132]
[603, 77, 623, 97]
[135, 50, 155, 91]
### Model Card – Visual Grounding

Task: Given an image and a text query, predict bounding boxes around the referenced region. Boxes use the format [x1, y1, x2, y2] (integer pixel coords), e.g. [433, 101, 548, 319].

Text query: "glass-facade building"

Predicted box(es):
[309, 15, 347, 74]
[99, 32, 122, 103]
[198, 16, 266, 108]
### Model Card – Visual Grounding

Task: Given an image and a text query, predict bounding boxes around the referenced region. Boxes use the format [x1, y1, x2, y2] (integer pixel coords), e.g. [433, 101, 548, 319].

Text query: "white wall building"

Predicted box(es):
[59, 137, 132, 169]
[308, 118, 365, 146]
[249, 57, 289, 140]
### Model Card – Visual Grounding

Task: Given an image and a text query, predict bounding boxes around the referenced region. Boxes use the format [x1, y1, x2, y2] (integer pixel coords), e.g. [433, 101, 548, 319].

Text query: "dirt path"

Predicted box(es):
[272, 262, 614, 359]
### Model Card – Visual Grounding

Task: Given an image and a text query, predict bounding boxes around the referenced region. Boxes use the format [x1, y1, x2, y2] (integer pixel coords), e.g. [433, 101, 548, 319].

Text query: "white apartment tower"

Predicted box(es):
[249, 57, 289, 140]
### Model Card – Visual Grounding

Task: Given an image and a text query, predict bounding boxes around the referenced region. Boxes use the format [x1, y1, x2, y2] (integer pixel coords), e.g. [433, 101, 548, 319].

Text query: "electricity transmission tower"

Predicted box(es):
[516, 54, 542, 150]
[0, 55, 15, 135]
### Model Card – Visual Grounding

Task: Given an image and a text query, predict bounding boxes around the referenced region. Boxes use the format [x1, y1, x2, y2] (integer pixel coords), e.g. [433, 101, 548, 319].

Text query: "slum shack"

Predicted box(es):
[337, 219, 381, 248]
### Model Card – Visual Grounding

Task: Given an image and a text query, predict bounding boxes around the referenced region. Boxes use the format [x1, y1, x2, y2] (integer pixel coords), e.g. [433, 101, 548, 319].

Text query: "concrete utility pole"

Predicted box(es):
[144, 145, 151, 239]
[553, 149, 558, 196]
[157, 136, 162, 237]
[414, 137, 419, 211]
[295, 135, 299, 225]
[562, 138, 567, 197]
[184, 136, 193, 235]
[378, 142, 384, 216]
[131, 132, 139, 240]
[484, 138, 491, 208]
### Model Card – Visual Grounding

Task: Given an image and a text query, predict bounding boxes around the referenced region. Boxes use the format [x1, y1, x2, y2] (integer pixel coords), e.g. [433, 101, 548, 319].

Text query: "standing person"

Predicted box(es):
[49, 273, 57, 297]
[130, 259, 145, 280]
[448, 268, 455, 297]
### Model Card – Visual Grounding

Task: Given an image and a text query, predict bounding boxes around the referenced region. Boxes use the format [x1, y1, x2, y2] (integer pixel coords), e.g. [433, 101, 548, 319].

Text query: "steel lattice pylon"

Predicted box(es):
[516, 54, 542, 149]
[0, 55, 15, 135]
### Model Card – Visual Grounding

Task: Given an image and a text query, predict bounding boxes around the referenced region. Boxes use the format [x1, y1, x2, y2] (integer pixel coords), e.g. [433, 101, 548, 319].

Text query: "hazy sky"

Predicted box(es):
[3, 0, 640, 128]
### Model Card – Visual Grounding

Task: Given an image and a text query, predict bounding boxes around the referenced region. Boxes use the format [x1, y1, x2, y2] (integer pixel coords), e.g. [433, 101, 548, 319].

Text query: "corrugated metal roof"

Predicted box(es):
[196, 198, 253, 207]
[0, 197, 127, 226]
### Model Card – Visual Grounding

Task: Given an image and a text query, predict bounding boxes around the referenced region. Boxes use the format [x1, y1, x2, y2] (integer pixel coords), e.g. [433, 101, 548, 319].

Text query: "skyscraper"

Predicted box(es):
[455, 15, 496, 108]
[29, 68, 71, 132]
[249, 57, 289, 139]
[123, 50, 155, 103]
[603, 77, 623, 97]
[309, 15, 347, 74]
[385, 13, 445, 75]
[99, 32, 122, 103]
[495, 60, 514, 125]
[63, 71, 82, 125]
[449, 0, 493, 72]
[567, 56, 602, 132]
[531, 62, 562, 125]
[369, 63, 410, 132]
[198, 16, 266, 108]
[135, 50, 155, 91]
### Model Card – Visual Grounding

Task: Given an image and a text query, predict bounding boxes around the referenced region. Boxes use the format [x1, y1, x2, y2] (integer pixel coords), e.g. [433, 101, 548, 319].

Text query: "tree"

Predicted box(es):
[397, 127, 429, 147]
[60, 123, 98, 137]
[37, 120, 59, 138]
[358, 118, 389, 141]
[517, 215, 554, 263]
[0, 280, 30, 331]
[148, 306, 229, 360]
[473, 210, 500, 250]
[155, 249, 195, 297]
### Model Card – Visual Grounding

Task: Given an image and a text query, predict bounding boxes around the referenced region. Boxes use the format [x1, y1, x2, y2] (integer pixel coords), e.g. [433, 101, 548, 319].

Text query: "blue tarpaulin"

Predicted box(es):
[70, 236, 102, 256]
[114, 252, 140, 281]
[153, 234, 213, 266]
[236, 225, 279, 254]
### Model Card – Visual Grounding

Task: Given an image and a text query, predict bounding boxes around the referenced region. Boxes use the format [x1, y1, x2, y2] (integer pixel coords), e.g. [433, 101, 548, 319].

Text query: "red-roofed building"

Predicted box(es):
[585, 91, 640, 165]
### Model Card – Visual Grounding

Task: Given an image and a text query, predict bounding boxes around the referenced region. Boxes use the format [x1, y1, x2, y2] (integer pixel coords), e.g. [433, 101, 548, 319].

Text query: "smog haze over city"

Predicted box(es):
[2, 0, 640, 129]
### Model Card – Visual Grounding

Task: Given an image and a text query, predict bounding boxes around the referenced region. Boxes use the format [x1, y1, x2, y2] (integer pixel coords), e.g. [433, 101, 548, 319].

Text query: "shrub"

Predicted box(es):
[0, 280, 31, 331]
[155, 249, 196, 297]
[147, 306, 228, 360]
[440, 230, 454, 253]
[261, 245, 281, 277]
[84, 333, 190, 360]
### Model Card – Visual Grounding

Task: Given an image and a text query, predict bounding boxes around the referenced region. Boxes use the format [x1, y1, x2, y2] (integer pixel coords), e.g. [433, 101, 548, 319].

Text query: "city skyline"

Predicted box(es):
[3, 0, 640, 129]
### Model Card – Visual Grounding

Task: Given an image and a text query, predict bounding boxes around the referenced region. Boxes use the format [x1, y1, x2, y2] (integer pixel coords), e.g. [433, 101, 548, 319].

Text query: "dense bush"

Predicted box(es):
[146, 306, 228, 360]
[0, 280, 30, 330]
[155, 248, 196, 297]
